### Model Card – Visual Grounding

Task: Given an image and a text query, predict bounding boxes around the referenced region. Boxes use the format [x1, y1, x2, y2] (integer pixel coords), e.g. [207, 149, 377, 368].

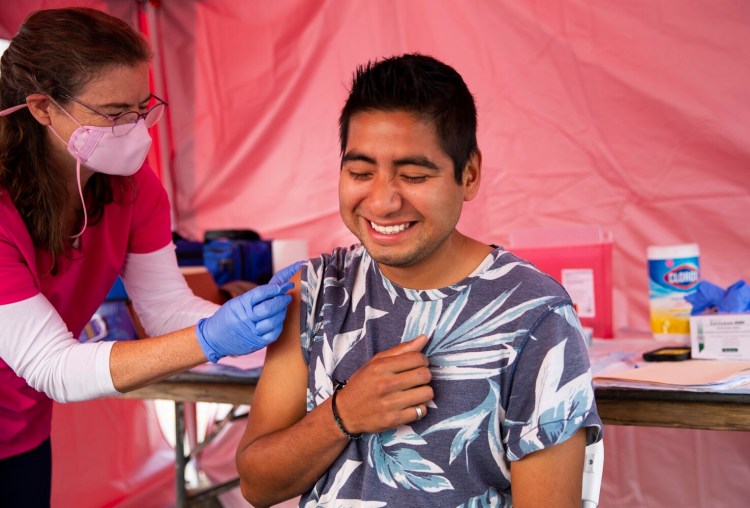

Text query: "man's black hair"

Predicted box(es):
[339, 53, 478, 183]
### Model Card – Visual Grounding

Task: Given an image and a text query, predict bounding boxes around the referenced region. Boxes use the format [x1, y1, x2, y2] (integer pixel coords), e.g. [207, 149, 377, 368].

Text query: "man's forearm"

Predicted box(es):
[237, 397, 350, 507]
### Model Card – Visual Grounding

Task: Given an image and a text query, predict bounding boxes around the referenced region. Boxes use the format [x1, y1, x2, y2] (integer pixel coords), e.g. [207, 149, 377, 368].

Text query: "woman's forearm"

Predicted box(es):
[108, 326, 206, 392]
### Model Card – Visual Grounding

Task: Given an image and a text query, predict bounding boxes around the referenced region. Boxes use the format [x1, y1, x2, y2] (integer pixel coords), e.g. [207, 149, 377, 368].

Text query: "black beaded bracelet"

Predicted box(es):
[331, 381, 362, 440]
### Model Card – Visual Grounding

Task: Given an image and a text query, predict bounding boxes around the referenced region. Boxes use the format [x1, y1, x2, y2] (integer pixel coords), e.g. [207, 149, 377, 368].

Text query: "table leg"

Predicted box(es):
[184, 402, 202, 488]
[175, 401, 187, 507]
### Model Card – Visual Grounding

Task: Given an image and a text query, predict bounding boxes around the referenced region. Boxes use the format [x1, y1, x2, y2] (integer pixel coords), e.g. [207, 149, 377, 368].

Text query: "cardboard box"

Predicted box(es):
[182, 266, 224, 304]
[690, 314, 750, 360]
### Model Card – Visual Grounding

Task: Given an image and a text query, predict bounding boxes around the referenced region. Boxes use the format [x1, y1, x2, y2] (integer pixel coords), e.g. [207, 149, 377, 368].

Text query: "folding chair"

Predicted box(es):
[582, 440, 605, 508]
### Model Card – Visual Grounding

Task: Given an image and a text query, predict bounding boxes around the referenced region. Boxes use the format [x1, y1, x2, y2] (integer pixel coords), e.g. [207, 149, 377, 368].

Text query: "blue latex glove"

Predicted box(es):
[719, 280, 750, 313]
[686, 280, 726, 315]
[196, 262, 302, 362]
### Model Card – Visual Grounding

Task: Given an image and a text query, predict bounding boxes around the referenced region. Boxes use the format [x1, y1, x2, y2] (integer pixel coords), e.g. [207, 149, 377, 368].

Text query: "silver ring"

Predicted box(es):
[415, 406, 423, 420]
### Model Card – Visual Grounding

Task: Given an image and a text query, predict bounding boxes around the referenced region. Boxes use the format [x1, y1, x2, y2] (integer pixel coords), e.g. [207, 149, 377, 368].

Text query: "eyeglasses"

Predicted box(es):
[61, 94, 168, 136]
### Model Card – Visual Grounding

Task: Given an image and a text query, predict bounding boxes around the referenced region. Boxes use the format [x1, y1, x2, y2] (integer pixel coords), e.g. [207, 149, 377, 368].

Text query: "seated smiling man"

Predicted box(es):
[236, 53, 602, 508]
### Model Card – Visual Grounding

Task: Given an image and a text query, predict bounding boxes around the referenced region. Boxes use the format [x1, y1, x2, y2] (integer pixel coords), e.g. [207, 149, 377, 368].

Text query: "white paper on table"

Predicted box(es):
[593, 359, 750, 391]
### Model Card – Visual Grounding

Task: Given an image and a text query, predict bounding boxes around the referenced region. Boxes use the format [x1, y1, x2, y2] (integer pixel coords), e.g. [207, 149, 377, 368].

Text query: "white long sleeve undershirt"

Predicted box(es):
[0, 243, 219, 402]
[121, 243, 220, 336]
[0, 295, 116, 402]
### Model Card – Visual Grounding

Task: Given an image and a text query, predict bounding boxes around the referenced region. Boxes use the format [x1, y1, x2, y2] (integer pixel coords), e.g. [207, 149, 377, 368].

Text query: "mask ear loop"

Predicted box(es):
[0, 104, 30, 115]
[1, 98, 89, 243]
[44, 97, 89, 243]
[68, 159, 88, 243]
[46, 124, 88, 242]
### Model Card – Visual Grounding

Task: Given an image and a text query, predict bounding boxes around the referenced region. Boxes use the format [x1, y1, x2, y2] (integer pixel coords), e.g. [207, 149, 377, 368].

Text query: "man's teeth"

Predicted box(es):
[370, 221, 411, 235]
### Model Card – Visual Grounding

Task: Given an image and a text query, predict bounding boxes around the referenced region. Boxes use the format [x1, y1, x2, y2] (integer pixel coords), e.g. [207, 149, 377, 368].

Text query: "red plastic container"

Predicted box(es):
[508, 226, 614, 338]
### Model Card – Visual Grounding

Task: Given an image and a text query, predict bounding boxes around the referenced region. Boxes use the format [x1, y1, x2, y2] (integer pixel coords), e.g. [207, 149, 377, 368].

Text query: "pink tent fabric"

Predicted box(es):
[156, 0, 750, 336]
[2, 1, 749, 507]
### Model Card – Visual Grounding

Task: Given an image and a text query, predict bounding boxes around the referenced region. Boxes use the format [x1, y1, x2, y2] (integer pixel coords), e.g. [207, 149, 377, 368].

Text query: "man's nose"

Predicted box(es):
[367, 174, 401, 216]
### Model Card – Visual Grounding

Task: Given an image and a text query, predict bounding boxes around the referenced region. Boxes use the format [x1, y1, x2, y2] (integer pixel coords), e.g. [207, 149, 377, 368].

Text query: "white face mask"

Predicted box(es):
[46, 98, 152, 177]
[47, 97, 154, 241]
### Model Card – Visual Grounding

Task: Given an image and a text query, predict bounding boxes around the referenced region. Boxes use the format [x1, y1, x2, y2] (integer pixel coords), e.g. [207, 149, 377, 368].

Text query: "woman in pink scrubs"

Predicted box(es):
[0, 8, 298, 507]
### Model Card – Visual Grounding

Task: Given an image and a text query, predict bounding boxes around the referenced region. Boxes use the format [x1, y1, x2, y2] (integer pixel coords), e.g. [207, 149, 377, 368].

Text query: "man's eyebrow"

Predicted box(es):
[342, 152, 440, 171]
[393, 156, 439, 170]
[342, 151, 376, 165]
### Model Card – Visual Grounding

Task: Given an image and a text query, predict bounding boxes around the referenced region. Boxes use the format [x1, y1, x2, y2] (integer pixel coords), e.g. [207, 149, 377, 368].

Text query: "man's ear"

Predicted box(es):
[25, 93, 53, 125]
[462, 149, 482, 201]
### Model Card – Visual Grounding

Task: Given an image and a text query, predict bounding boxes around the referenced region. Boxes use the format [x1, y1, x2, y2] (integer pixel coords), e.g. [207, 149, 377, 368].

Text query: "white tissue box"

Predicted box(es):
[690, 314, 750, 360]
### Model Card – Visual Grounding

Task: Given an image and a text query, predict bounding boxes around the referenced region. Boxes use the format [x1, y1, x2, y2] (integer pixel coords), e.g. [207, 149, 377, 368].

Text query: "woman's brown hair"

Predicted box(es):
[0, 7, 151, 272]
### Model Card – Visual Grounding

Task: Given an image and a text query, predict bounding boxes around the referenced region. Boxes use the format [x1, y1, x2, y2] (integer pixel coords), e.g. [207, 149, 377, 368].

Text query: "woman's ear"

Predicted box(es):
[462, 149, 482, 201]
[25, 93, 53, 125]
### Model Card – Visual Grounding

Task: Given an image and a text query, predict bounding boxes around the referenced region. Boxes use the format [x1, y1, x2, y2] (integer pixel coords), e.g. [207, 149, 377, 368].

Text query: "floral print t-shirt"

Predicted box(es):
[299, 244, 602, 507]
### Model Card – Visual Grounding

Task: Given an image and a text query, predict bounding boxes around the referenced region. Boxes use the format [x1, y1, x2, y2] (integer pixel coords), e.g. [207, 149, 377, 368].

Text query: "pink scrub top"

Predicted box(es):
[0, 164, 172, 459]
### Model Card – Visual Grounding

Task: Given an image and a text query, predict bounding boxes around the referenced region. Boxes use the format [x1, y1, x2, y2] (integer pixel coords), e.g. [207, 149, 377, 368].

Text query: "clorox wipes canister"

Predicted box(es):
[647, 243, 700, 342]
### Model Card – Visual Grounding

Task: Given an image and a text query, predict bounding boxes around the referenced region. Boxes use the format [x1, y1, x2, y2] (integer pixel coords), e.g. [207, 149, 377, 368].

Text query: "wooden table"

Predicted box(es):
[128, 373, 750, 432]
[124, 366, 750, 506]
[124, 370, 260, 507]
[126, 371, 259, 405]
[594, 386, 750, 431]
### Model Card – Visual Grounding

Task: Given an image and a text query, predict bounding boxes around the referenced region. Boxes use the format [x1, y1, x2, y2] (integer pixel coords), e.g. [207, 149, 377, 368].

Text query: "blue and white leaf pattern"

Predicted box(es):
[304, 460, 386, 508]
[350, 255, 368, 313]
[437, 295, 557, 353]
[301, 246, 601, 506]
[331, 306, 388, 368]
[422, 380, 501, 464]
[457, 487, 509, 508]
[301, 261, 323, 355]
[510, 339, 596, 460]
[381, 425, 427, 447]
[488, 391, 509, 478]
[402, 299, 443, 344]
[480, 259, 531, 280]
[377, 268, 400, 305]
[310, 350, 334, 409]
[367, 431, 453, 492]
[555, 304, 588, 341]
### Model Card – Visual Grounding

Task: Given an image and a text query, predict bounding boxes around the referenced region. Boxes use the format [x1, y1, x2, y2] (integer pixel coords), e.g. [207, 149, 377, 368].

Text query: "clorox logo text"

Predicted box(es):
[663, 264, 699, 290]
